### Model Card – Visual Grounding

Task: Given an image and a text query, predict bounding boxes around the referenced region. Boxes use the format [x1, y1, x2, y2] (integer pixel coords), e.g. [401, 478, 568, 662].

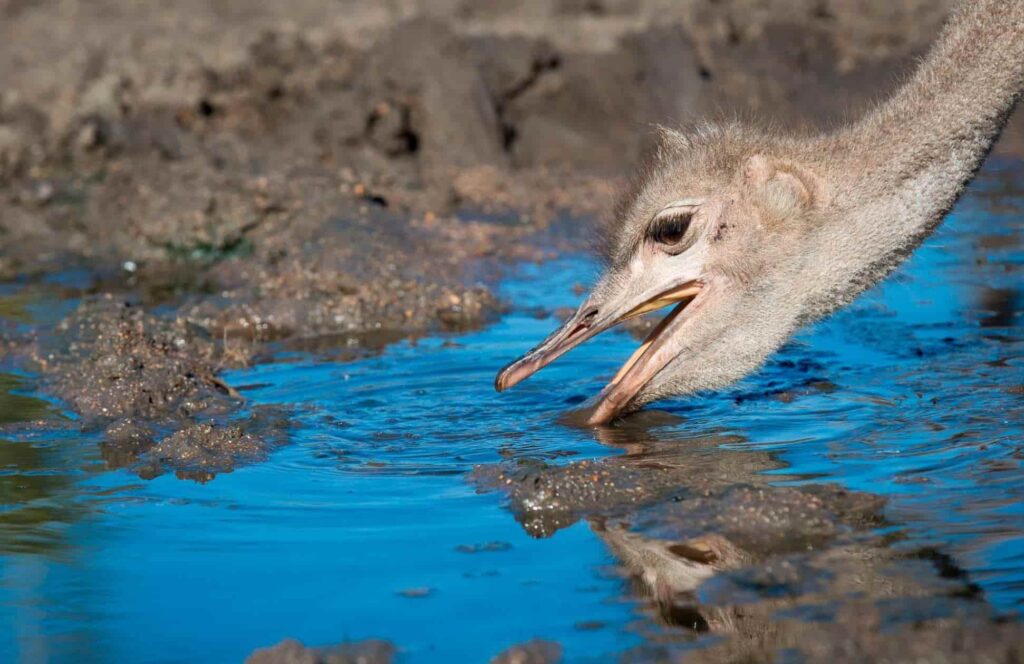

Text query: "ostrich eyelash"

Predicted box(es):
[650, 210, 693, 246]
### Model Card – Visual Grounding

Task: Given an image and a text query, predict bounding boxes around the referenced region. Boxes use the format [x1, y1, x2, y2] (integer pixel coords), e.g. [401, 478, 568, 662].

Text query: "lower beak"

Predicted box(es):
[494, 281, 703, 403]
[587, 283, 711, 425]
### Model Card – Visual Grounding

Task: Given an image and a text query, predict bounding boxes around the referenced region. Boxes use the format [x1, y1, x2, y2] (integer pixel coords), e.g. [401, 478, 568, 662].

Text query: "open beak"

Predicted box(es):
[495, 280, 705, 424]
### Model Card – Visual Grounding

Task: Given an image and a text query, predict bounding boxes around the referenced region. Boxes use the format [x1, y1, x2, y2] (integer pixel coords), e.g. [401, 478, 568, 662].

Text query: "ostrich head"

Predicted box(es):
[496, 124, 832, 424]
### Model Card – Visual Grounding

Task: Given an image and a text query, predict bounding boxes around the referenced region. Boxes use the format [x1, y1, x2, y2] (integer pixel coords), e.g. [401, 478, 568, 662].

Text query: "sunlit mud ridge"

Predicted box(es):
[473, 424, 1024, 662]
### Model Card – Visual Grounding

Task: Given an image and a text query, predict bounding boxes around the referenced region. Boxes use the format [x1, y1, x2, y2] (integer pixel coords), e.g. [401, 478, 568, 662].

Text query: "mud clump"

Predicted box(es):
[35, 296, 228, 420]
[30, 295, 287, 480]
[246, 638, 396, 664]
[633, 484, 887, 555]
[124, 419, 288, 482]
[470, 432, 780, 537]
[471, 457, 703, 537]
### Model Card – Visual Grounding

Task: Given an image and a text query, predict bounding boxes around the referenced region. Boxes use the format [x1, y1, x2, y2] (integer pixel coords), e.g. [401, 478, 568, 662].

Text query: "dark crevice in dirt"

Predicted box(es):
[365, 101, 420, 157]
[495, 52, 563, 153]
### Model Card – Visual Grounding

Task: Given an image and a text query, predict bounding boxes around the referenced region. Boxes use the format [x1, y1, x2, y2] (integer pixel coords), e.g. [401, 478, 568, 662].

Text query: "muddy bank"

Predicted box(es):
[6, 0, 1024, 272]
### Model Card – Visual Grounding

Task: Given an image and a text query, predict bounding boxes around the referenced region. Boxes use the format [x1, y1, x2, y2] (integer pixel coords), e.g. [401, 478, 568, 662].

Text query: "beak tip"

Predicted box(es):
[495, 365, 520, 392]
[495, 358, 535, 393]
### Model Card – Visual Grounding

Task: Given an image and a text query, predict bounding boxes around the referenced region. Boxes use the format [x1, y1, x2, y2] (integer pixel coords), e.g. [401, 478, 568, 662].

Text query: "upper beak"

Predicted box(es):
[495, 280, 704, 419]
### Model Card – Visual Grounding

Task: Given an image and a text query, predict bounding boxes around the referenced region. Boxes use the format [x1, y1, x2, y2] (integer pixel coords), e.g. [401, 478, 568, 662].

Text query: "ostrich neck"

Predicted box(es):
[805, 0, 1024, 313]
[836, 0, 1024, 224]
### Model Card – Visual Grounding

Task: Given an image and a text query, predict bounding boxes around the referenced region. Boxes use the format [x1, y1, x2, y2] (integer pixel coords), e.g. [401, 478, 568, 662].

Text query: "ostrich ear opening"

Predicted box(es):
[743, 154, 824, 209]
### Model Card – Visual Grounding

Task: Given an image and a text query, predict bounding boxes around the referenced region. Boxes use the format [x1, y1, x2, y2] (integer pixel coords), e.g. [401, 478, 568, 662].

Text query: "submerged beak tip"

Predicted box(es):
[586, 393, 625, 427]
[494, 367, 512, 392]
[495, 358, 532, 393]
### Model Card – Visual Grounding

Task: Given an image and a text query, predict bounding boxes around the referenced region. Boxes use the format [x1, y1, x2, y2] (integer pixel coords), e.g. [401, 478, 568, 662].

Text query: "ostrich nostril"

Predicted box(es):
[568, 307, 599, 338]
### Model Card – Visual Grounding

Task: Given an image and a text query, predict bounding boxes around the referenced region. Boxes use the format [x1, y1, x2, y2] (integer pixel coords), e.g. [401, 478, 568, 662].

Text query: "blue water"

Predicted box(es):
[0, 166, 1022, 662]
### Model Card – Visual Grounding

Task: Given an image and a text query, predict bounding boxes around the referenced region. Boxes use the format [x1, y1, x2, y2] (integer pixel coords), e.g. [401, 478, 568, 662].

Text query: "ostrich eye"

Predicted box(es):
[650, 210, 693, 246]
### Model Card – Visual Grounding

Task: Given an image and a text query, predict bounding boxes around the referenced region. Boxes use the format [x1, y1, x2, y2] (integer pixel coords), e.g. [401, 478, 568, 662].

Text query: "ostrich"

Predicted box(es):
[496, 0, 1024, 424]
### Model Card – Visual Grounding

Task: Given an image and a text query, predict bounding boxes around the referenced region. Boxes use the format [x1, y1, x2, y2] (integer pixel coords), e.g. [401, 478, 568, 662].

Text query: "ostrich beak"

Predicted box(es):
[494, 279, 704, 409]
[586, 282, 713, 425]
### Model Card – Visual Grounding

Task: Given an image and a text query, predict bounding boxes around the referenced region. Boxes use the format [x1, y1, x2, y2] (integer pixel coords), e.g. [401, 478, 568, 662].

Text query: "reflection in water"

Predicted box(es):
[0, 293, 31, 323]
[0, 374, 83, 557]
[479, 418, 1024, 659]
[0, 374, 59, 425]
[0, 438, 81, 555]
[977, 287, 1019, 328]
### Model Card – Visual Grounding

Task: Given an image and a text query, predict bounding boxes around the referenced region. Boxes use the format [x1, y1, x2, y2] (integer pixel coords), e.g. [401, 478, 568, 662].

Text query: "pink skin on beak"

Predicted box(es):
[495, 281, 703, 423]
[586, 283, 713, 425]
[494, 301, 608, 392]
